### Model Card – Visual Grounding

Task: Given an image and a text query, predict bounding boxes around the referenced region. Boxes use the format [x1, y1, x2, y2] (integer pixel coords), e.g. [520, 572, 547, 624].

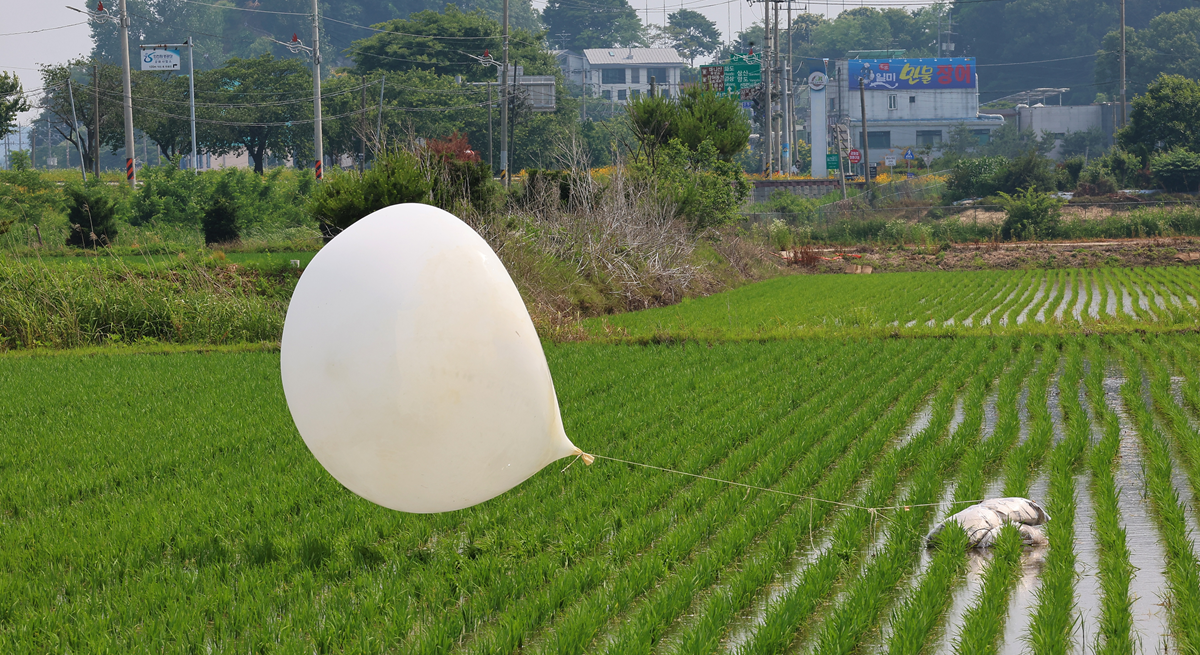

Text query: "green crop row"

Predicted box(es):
[584, 267, 1200, 341]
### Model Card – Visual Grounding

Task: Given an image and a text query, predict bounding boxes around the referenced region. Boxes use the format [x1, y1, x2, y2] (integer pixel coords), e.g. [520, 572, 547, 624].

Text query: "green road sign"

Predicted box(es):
[826, 153, 840, 170]
[730, 52, 762, 64]
[723, 63, 761, 92]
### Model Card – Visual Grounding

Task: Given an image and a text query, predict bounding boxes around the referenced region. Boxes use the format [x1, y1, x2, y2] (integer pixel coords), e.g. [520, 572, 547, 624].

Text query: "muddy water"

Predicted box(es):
[1103, 376, 1172, 650]
[933, 549, 995, 654]
[950, 396, 967, 436]
[1053, 276, 1074, 321]
[1116, 283, 1135, 317]
[1017, 279, 1048, 325]
[983, 283, 1023, 326]
[1074, 474, 1102, 654]
[1089, 279, 1103, 319]
[994, 472, 1052, 654]
[1072, 278, 1088, 323]
[1130, 281, 1157, 320]
[983, 386, 1001, 440]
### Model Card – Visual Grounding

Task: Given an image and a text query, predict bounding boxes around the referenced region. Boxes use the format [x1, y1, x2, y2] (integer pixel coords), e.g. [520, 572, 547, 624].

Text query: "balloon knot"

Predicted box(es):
[572, 447, 595, 466]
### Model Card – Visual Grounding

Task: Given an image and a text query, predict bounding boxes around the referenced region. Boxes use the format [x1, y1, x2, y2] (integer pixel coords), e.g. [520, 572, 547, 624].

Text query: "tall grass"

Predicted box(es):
[0, 256, 289, 349]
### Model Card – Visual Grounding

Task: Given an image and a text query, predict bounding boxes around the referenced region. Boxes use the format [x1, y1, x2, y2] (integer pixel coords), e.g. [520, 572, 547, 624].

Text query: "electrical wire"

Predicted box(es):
[0, 21, 89, 37]
[96, 80, 382, 107]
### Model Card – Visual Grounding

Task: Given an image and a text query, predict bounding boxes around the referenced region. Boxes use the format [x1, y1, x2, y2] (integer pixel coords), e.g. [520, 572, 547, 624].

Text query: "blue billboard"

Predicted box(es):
[847, 58, 976, 90]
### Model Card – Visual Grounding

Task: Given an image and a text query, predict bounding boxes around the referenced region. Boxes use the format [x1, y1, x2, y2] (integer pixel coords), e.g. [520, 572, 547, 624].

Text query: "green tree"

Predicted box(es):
[307, 148, 433, 240]
[0, 72, 30, 139]
[636, 138, 750, 231]
[665, 10, 721, 66]
[347, 8, 503, 82]
[196, 55, 312, 174]
[1150, 147, 1200, 192]
[997, 186, 1064, 241]
[132, 73, 196, 159]
[542, 0, 643, 51]
[626, 87, 749, 165]
[37, 60, 124, 173]
[1096, 8, 1200, 98]
[63, 182, 121, 248]
[1118, 74, 1200, 161]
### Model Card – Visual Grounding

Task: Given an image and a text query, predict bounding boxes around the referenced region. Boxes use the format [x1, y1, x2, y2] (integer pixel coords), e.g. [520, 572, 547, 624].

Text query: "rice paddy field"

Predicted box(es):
[586, 266, 1200, 340]
[4, 266, 1200, 653]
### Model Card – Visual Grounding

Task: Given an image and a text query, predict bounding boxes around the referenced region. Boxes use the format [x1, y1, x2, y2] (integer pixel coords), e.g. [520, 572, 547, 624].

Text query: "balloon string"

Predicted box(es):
[580, 452, 985, 514]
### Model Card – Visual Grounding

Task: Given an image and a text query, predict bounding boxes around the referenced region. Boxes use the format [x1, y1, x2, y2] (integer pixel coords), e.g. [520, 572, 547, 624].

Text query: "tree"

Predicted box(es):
[347, 8, 504, 82]
[37, 60, 124, 173]
[665, 10, 721, 66]
[542, 0, 643, 51]
[1150, 148, 1200, 192]
[626, 87, 749, 166]
[0, 72, 30, 139]
[1096, 8, 1200, 99]
[196, 55, 312, 174]
[132, 73, 195, 159]
[1118, 74, 1200, 161]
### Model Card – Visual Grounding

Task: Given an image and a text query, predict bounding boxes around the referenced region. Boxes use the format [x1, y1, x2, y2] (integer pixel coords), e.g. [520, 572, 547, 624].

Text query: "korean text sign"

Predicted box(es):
[847, 58, 975, 90]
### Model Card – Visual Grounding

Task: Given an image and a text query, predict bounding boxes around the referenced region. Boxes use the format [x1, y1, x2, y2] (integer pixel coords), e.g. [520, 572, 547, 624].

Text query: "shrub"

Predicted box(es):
[307, 148, 433, 240]
[638, 138, 751, 232]
[129, 160, 211, 227]
[1075, 168, 1118, 196]
[992, 150, 1058, 195]
[204, 179, 241, 245]
[64, 182, 121, 247]
[1150, 147, 1200, 192]
[997, 186, 1065, 241]
[946, 156, 1005, 199]
[1088, 148, 1145, 189]
[1058, 156, 1085, 189]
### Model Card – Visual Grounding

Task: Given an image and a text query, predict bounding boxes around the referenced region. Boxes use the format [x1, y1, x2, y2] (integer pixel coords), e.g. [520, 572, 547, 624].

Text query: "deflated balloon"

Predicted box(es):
[281, 204, 581, 513]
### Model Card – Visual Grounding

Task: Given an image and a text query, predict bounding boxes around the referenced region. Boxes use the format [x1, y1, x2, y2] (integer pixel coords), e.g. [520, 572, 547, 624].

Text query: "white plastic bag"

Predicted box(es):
[926, 497, 1050, 548]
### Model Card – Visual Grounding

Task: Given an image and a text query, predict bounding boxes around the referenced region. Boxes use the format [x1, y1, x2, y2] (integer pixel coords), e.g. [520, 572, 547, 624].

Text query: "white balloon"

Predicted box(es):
[281, 203, 584, 513]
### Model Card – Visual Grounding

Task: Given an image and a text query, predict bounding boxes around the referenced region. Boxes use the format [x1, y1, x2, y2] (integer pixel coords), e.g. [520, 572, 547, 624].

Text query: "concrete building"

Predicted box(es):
[582, 48, 684, 103]
[986, 93, 1119, 159]
[823, 57, 1004, 167]
[552, 50, 588, 88]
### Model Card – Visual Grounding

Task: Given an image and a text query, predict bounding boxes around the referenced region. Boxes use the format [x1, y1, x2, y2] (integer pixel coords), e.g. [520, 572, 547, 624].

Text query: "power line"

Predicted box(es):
[978, 54, 1098, 67]
[0, 21, 89, 36]
[176, 0, 307, 17]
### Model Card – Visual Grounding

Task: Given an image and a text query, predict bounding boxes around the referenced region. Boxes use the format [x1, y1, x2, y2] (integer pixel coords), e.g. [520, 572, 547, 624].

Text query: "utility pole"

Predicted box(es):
[93, 63, 100, 178]
[774, 0, 781, 174]
[786, 1, 793, 174]
[1119, 0, 1126, 127]
[118, 0, 135, 185]
[188, 39, 197, 174]
[859, 76, 869, 193]
[488, 81, 494, 171]
[377, 76, 386, 154]
[67, 76, 87, 182]
[762, 2, 771, 176]
[30, 122, 36, 169]
[312, 0, 324, 179]
[360, 75, 367, 172]
[501, 0, 510, 186]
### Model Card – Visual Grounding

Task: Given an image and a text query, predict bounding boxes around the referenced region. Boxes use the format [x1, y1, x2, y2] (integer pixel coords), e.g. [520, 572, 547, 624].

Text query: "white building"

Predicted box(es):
[582, 48, 684, 103]
[826, 57, 1004, 166]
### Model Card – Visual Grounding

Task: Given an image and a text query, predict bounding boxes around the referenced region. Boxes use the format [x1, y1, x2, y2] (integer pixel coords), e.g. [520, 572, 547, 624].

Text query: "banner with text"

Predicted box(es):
[846, 58, 975, 90]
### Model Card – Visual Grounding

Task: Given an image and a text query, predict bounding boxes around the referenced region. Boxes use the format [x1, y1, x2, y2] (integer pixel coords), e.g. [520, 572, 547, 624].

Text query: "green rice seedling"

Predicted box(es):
[953, 524, 1026, 655]
[1026, 341, 1089, 654]
[1114, 343, 1200, 650]
[1080, 341, 1137, 655]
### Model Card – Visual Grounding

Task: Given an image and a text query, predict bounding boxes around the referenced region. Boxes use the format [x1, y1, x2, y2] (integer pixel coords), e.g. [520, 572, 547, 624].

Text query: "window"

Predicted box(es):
[601, 68, 625, 84]
[888, 94, 898, 110]
[916, 130, 942, 146]
[971, 129, 991, 144]
[859, 131, 891, 149]
[647, 67, 668, 85]
[617, 89, 627, 101]
[909, 95, 916, 104]
[601, 89, 612, 100]
[629, 68, 640, 84]
[1051, 132, 1066, 141]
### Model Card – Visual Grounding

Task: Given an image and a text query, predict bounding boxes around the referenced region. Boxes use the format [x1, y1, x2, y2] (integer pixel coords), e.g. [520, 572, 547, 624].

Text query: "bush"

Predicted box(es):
[946, 156, 1006, 199]
[204, 178, 241, 245]
[992, 150, 1059, 195]
[1058, 156, 1085, 189]
[307, 148, 433, 240]
[1150, 147, 1200, 192]
[64, 182, 121, 247]
[640, 138, 751, 232]
[129, 160, 210, 227]
[997, 187, 1065, 241]
[1087, 148, 1145, 189]
[748, 189, 818, 224]
[1075, 168, 1118, 196]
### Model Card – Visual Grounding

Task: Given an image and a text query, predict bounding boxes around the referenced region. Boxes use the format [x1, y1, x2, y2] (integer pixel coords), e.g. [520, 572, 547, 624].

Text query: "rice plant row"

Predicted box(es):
[587, 267, 1200, 340]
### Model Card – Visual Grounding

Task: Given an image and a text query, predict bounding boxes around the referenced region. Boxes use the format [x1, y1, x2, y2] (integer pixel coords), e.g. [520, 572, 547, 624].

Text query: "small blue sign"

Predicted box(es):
[907, 172, 916, 179]
[741, 101, 752, 109]
[903, 148, 915, 160]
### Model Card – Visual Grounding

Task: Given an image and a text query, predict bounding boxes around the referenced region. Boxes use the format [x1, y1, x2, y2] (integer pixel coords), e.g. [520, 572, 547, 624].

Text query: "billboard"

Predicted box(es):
[701, 62, 761, 96]
[847, 58, 975, 90]
[141, 49, 181, 71]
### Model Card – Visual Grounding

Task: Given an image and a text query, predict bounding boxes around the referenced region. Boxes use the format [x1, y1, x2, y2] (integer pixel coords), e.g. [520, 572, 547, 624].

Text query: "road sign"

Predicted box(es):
[807, 71, 827, 91]
[826, 153, 840, 170]
[869, 164, 878, 179]
[884, 155, 897, 167]
[903, 148, 915, 160]
[921, 153, 934, 167]
[700, 65, 724, 92]
[741, 101, 752, 109]
[848, 149, 862, 164]
[907, 172, 916, 179]
[140, 48, 181, 71]
[730, 52, 762, 64]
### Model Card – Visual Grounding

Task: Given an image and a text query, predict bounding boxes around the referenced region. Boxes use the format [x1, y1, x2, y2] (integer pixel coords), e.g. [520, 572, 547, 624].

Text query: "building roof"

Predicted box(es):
[583, 48, 684, 66]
